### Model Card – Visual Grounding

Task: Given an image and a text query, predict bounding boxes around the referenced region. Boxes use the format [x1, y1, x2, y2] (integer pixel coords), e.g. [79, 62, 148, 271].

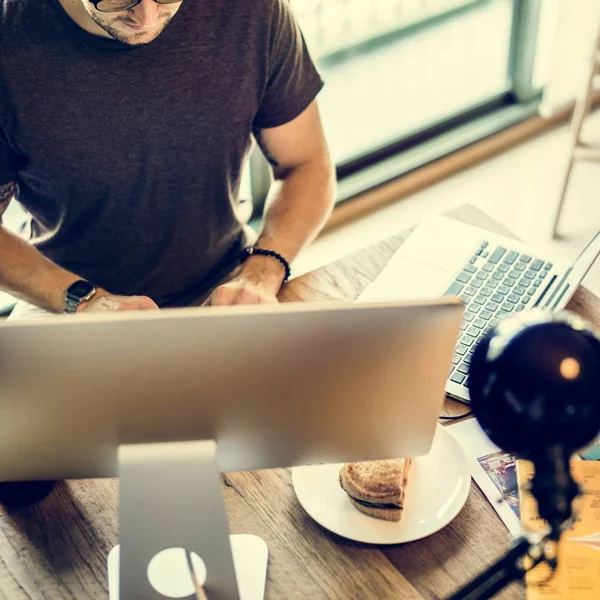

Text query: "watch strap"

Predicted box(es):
[63, 280, 97, 314]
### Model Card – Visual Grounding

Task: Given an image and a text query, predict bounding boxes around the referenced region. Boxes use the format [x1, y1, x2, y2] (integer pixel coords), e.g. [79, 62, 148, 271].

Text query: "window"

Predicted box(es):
[290, 0, 541, 182]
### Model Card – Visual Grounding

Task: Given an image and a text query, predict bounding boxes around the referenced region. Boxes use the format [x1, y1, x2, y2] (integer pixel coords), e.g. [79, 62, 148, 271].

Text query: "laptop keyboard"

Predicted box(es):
[445, 241, 553, 389]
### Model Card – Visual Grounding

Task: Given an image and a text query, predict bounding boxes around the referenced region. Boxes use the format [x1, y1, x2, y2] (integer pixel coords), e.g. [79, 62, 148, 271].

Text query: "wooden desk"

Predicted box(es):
[2, 205, 599, 600]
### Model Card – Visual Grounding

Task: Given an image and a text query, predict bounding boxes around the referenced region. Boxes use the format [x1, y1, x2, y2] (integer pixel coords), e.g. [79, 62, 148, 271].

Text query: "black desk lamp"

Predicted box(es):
[448, 310, 600, 600]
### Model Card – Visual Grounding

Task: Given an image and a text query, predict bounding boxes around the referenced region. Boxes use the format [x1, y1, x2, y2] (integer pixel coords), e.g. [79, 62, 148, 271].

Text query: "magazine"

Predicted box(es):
[448, 419, 521, 536]
[448, 419, 598, 537]
[579, 435, 600, 460]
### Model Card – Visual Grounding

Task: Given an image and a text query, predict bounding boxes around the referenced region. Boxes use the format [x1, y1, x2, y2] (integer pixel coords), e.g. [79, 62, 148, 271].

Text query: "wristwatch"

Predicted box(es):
[63, 280, 97, 314]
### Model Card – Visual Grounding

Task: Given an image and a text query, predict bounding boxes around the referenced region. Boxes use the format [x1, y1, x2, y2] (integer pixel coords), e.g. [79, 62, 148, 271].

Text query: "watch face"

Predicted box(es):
[68, 280, 95, 299]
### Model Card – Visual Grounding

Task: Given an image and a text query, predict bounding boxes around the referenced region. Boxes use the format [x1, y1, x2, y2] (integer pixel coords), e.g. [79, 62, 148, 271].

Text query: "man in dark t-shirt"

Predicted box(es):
[0, 0, 335, 317]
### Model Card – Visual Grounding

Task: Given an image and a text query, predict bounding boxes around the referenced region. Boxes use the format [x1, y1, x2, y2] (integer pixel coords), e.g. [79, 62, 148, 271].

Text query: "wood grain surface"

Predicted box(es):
[1, 205, 598, 600]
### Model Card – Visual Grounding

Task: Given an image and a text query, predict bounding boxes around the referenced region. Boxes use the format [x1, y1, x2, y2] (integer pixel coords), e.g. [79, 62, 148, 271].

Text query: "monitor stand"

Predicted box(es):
[118, 440, 241, 600]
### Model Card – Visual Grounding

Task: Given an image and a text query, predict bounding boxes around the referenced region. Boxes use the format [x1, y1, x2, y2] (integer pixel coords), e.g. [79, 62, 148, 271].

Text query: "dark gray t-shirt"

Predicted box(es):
[0, 0, 323, 306]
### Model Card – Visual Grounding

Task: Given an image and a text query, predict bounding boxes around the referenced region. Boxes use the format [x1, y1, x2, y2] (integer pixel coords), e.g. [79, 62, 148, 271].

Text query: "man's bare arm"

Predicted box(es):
[207, 101, 336, 305]
[0, 182, 157, 313]
[0, 181, 86, 311]
[248, 101, 336, 286]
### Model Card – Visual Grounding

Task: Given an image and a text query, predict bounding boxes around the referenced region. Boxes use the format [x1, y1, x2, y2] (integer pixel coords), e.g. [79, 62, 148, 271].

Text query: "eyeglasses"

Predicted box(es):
[88, 0, 182, 13]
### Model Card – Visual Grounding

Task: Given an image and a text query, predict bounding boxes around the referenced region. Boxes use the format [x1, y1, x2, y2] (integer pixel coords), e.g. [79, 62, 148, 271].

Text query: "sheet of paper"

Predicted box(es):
[448, 419, 521, 536]
[520, 460, 600, 600]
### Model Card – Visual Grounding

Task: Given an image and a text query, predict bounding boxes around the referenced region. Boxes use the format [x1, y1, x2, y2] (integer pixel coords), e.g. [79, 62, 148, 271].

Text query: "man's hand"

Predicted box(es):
[205, 255, 284, 306]
[77, 291, 159, 312]
[207, 277, 279, 306]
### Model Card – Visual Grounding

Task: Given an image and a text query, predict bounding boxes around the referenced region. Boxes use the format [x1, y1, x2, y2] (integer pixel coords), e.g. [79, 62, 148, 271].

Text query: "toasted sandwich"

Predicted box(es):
[338, 458, 412, 522]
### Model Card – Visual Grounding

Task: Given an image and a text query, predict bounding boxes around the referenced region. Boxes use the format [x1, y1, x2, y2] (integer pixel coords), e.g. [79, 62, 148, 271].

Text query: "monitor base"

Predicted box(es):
[108, 535, 268, 600]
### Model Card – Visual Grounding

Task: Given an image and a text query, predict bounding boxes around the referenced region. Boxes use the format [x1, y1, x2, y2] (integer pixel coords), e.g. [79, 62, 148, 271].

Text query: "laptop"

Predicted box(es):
[357, 214, 600, 404]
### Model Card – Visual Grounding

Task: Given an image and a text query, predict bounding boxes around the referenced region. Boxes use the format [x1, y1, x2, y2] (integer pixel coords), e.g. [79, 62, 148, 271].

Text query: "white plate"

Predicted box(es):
[292, 424, 470, 544]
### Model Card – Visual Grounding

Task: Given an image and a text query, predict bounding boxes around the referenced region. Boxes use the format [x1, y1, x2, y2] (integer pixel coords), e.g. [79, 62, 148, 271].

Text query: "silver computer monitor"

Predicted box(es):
[0, 300, 463, 600]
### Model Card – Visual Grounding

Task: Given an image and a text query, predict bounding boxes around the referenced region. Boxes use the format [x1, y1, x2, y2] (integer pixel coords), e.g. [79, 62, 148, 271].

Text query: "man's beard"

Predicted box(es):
[89, 12, 173, 45]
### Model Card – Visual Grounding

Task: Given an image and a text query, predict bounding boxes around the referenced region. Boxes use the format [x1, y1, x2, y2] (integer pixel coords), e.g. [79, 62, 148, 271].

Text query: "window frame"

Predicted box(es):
[250, 0, 544, 215]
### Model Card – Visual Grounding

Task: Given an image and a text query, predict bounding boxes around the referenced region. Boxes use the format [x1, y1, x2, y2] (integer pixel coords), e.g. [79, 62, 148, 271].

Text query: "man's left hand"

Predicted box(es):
[205, 255, 285, 306]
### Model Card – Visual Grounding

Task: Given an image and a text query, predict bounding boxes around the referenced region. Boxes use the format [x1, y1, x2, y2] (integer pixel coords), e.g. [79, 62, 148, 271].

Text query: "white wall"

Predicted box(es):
[537, 0, 600, 117]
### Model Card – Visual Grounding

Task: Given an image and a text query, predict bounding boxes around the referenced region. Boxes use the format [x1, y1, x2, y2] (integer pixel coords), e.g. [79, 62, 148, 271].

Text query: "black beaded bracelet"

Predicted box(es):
[241, 247, 291, 283]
